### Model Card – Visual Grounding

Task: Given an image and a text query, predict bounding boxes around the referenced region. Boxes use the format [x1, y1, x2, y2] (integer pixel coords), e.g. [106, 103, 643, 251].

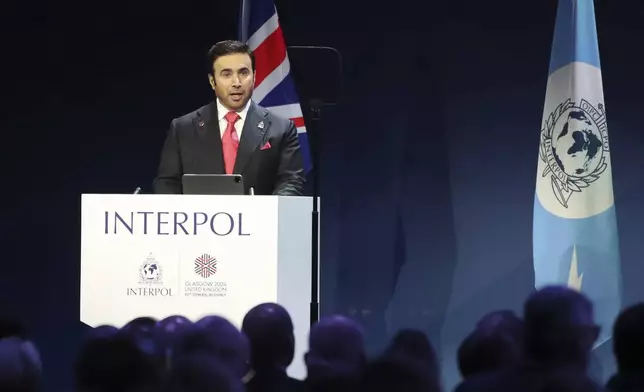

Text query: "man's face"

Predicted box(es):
[209, 53, 255, 111]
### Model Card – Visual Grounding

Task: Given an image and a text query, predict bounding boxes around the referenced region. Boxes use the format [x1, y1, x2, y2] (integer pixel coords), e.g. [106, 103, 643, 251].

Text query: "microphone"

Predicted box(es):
[133, 187, 141, 195]
[286, 46, 344, 111]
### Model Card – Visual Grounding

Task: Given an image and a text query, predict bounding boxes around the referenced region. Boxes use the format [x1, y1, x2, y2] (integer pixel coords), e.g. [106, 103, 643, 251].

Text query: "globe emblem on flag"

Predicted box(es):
[539, 98, 609, 208]
[139, 262, 162, 283]
[552, 111, 602, 177]
[195, 254, 217, 279]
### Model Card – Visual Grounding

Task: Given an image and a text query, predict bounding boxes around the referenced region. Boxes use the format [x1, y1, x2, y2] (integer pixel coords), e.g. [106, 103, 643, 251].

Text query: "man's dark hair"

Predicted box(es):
[207, 40, 255, 75]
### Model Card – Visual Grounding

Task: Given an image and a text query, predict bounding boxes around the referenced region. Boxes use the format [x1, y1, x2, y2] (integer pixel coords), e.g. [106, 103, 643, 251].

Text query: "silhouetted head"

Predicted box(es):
[458, 310, 524, 378]
[154, 316, 192, 348]
[476, 310, 524, 335]
[154, 315, 193, 370]
[87, 325, 119, 340]
[156, 316, 192, 336]
[121, 316, 158, 357]
[305, 315, 366, 381]
[384, 329, 439, 378]
[523, 286, 599, 368]
[175, 315, 249, 379]
[613, 303, 644, 373]
[122, 316, 157, 332]
[0, 337, 41, 392]
[74, 330, 159, 392]
[166, 353, 244, 392]
[241, 303, 294, 371]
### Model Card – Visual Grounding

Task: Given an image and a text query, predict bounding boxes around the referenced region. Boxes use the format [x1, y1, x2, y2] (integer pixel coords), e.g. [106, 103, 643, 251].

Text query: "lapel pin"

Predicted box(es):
[258, 121, 264, 129]
[198, 121, 205, 128]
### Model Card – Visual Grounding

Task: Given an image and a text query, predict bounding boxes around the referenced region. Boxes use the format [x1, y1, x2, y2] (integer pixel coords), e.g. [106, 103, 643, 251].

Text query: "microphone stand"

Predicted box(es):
[309, 98, 322, 326]
[284, 46, 343, 326]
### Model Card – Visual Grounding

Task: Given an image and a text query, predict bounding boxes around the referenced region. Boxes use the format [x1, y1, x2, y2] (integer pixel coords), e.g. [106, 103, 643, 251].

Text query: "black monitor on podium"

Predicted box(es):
[181, 174, 246, 195]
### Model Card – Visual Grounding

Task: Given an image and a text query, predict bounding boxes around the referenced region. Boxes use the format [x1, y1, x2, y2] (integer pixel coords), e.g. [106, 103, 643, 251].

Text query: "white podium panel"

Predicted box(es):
[80, 194, 318, 379]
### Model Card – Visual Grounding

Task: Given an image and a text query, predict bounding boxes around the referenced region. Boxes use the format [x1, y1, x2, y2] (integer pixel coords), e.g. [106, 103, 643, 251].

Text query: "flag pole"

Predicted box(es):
[238, 0, 250, 42]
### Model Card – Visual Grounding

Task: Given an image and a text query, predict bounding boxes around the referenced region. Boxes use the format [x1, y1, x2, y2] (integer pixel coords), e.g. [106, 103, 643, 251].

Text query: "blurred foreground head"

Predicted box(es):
[0, 337, 41, 392]
[523, 286, 598, 369]
[612, 303, 644, 373]
[166, 353, 244, 392]
[74, 327, 159, 392]
[154, 315, 193, 370]
[384, 329, 439, 379]
[458, 310, 524, 378]
[242, 303, 294, 371]
[175, 315, 250, 378]
[305, 315, 366, 381]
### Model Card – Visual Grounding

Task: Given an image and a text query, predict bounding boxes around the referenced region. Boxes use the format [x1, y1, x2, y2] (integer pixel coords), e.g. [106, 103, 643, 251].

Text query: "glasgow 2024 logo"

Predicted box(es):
[194, 253, 217, 279]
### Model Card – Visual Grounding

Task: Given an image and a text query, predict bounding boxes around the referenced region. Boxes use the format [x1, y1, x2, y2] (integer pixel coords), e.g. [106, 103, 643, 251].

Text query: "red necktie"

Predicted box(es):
[222, 111, 241, 174]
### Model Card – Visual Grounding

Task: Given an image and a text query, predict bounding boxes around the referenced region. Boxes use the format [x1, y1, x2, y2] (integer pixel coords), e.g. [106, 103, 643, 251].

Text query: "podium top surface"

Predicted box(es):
[81, 193, 315, 199]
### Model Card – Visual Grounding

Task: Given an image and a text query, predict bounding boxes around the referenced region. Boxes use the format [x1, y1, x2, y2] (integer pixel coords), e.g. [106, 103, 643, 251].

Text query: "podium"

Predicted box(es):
[80, 194, 318, 379]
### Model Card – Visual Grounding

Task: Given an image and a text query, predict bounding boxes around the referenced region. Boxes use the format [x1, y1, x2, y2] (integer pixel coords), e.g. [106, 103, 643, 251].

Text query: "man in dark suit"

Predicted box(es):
[153, 40, 305, 196]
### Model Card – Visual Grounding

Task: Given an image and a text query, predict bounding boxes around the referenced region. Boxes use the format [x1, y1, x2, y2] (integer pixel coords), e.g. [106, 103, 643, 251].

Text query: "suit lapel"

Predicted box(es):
[233, 102, 269, 174]
[193, 101, 225, 174]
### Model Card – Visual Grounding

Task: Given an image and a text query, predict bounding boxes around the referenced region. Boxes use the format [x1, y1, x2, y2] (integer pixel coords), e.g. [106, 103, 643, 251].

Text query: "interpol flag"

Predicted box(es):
[238, 0, 311, 173]
[533, 0, 622, 346]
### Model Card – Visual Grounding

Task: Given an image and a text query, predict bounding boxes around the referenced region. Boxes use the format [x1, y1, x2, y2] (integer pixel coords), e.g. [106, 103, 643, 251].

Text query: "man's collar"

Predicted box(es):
[216, 98, 252, 121]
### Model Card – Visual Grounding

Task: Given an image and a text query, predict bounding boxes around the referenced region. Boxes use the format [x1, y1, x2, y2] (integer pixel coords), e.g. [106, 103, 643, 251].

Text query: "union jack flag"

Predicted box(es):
[239, 0, 311, 172]
[194, 253, 217, 278]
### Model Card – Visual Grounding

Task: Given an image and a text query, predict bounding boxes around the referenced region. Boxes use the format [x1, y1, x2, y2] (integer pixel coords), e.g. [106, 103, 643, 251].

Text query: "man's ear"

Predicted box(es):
[208, 74, 216, 90]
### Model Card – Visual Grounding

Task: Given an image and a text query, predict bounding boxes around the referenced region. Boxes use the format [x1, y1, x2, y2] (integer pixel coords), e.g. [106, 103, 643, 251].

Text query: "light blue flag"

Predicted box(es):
[533, 0, 621, 346]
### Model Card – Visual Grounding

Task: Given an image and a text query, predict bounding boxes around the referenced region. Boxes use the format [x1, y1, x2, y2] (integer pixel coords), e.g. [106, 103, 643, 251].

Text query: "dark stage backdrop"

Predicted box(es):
[3, 0, 643, 390]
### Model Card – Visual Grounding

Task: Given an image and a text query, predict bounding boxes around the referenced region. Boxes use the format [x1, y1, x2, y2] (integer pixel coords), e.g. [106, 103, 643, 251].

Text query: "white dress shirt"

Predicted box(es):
[216, 99, 251, 139]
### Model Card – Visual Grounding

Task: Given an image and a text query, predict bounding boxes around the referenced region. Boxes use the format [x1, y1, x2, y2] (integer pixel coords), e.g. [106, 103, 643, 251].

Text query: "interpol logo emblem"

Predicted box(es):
[539, 98, 609, 208]
[139, 253, 163, 284]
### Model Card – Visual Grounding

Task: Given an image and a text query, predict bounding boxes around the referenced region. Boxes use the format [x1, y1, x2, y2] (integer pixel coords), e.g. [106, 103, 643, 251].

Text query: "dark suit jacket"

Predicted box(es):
[153, 100, 305, 196]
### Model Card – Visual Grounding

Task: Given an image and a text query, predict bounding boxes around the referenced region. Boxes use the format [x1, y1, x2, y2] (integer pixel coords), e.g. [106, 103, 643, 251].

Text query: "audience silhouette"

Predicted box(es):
[242, 303, 304, 392]
[3, 285, 644, 391]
